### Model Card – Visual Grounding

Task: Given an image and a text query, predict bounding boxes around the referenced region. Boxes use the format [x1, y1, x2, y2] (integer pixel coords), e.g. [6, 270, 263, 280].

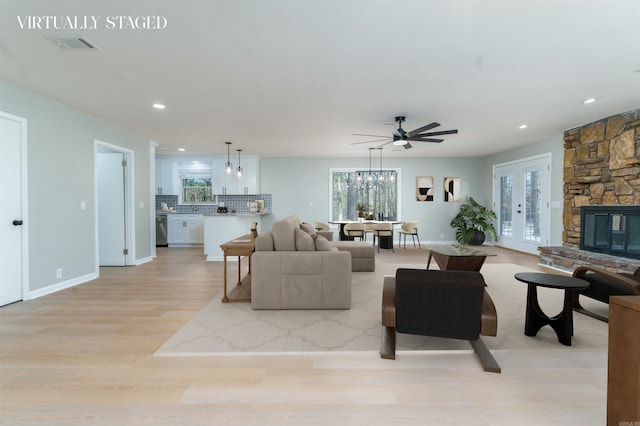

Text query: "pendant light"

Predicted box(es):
[225, 141, 233, 174]
[378, 148, 385, 181]
[367, 148, 374, 182]
[236, 149, 243, 177]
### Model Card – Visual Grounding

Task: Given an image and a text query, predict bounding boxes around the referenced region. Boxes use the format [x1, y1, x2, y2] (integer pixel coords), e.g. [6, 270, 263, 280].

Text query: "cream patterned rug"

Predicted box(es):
[155, 262, 609, 356]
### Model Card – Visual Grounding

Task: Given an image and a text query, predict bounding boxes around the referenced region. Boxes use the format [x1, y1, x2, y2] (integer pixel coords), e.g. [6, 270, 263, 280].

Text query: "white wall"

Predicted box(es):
[0, 80, 152, 295]
[260, 156, 485, 243]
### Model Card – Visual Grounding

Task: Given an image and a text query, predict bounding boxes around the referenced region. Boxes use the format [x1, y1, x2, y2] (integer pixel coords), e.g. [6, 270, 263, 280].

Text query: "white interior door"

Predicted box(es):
[0, 112, 27, 306]
[97, 152, 127, 266]
[493, 154, 551, 254]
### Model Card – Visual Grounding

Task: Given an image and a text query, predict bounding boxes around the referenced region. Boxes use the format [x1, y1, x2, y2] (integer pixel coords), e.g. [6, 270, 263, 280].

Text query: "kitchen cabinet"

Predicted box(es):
[155, 158, 177, 195]
[167, 214, 203, 245]
[212, 156, 259, 195]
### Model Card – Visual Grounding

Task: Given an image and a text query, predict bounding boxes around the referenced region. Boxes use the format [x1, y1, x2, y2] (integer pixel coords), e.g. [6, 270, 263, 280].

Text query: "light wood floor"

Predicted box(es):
[1, 246, 601, 425]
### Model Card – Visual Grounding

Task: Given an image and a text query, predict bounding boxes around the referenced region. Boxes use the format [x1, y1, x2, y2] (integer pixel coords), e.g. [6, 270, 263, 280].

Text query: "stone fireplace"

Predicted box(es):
[538, 107, 640, 273]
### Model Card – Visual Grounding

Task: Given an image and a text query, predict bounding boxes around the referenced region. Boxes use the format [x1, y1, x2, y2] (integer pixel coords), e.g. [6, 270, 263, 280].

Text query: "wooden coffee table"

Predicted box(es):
[514, 272, 590, 346]
[426, 244, 496, 271]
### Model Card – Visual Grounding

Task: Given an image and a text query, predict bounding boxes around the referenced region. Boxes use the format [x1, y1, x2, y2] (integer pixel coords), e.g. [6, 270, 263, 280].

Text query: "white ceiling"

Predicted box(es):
[1, 0, 639, 159]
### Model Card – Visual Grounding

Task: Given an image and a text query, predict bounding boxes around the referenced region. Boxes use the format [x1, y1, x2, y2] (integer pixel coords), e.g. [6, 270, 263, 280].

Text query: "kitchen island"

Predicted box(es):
[203, 212, 270, 261]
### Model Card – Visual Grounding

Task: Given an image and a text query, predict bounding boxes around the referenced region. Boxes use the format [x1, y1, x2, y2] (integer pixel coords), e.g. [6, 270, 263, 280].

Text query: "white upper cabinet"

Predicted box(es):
[155, 158, 177, 195]
[236, 156, 259, 194]
[212, 155, 259, 194]
[158, 155, 259, 196]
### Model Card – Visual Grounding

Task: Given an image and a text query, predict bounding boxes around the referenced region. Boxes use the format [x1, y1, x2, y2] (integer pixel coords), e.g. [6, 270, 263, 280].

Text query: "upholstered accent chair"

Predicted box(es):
[399, 221, 420, 249]
[381, 268, 500, 373]
[344, 222, 365, 241]
[572, 265, 640, 322]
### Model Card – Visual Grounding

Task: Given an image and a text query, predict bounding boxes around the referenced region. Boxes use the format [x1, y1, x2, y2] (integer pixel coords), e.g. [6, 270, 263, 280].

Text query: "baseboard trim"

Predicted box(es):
[27, 272, 99, 300]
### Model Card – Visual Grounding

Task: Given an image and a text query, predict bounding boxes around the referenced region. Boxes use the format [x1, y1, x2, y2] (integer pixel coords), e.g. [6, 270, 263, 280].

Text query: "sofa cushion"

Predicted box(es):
[315, 235, 332, 251]
[272, 216, 299, 251]
[294, 227, 316, 251]
[255, 231, 274, 251]
[300, 222, 317, 238]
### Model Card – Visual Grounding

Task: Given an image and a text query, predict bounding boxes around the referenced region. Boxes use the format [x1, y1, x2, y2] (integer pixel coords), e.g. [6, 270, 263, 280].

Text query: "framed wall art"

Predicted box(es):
[444, 177, 461, 202]
[416, 176, 434, 201]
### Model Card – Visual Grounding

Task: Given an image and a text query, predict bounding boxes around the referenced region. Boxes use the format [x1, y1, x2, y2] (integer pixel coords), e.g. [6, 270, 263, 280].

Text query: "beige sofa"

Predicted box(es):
[251, 215, 352, 310]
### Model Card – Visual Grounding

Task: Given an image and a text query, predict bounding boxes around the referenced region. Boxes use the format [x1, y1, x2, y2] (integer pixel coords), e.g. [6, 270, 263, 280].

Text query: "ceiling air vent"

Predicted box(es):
[45, 35, 100, 50]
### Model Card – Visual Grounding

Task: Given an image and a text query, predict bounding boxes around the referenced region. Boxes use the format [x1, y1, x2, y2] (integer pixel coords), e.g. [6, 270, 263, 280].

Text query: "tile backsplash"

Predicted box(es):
[156, 194, 272, 214]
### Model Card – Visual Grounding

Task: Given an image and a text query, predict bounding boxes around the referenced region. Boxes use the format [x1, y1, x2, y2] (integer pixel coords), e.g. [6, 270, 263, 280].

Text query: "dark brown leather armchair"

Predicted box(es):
[380, 268, 500, 373]
[572, 265, 640, 322]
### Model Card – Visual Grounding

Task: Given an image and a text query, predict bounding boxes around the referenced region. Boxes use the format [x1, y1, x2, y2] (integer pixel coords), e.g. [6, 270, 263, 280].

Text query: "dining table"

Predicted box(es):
[329, 220, 403, 241]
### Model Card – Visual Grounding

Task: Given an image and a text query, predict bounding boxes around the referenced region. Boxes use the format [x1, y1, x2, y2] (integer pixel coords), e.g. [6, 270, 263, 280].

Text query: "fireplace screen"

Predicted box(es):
[580, 206, 640, 260]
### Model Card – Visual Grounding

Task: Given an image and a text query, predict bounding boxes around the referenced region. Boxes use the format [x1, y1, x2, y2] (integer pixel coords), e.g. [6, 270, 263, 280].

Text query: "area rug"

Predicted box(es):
[155, 263, 609, 356]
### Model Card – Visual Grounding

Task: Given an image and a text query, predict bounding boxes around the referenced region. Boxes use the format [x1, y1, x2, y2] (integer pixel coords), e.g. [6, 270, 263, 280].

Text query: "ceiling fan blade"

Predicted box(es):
[402, 142, 413, 150]
[350, 138, 393, 145]
[409, 138, 444, 143]
[416, 129, 458, 137]
[385, 123, 401, 137]
[352, 133, 390, 138]
[407, 122, 440, 138]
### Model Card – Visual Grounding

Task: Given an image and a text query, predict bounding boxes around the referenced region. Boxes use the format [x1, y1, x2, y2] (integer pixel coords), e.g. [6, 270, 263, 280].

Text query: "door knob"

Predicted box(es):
[12, 220, 23, 226]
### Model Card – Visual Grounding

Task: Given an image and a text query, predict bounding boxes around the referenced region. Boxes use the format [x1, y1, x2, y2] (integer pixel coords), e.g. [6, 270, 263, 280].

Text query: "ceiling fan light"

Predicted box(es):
[393, 139, 408, 146]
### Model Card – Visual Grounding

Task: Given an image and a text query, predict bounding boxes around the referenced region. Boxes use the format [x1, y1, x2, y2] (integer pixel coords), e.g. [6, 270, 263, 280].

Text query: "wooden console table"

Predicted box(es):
[220, 234, 255, 303]
[607, 295, 640, 425]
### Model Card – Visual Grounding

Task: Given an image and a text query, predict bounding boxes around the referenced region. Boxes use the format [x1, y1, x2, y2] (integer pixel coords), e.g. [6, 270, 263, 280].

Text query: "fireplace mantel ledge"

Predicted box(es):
[538, 246, 640, 274]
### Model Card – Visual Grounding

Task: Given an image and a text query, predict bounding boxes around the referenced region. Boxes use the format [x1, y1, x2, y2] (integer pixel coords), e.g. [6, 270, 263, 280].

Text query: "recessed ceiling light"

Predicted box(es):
[153, 103, 166, 110]
[518, 124, 528, 129]
[583, 98, 597, 104]
[178, 148, 186, 152]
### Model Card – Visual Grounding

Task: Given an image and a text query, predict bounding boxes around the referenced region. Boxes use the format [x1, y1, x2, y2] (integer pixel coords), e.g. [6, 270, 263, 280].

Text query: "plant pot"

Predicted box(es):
[358, 211, 365, 218]
[469, 230, 485, 246]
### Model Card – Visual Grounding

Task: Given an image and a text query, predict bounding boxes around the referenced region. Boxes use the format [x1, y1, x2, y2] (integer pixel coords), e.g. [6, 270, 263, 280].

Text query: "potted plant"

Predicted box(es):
[450, 197, 498, 245]
[355, 203, 370, 218]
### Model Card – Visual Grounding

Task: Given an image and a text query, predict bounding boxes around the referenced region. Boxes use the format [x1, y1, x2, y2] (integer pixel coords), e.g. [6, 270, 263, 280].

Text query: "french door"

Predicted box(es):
[493, 154, 551, 254]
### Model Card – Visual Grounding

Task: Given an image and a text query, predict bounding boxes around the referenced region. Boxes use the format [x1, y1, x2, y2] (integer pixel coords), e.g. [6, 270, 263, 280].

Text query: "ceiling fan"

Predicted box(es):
[351, 116, 458, 150]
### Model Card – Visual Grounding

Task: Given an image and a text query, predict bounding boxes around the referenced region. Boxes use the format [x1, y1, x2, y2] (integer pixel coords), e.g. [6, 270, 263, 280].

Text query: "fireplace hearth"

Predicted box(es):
[580, 206, 640, 260]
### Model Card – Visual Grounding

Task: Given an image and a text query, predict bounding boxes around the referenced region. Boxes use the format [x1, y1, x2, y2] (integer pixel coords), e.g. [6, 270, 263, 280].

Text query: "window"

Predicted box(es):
[181, 174, 214, 204]
[330, 169, 399, 221]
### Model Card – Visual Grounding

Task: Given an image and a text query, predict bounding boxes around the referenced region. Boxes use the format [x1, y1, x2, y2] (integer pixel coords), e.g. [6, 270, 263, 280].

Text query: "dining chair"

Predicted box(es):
[343, 222, 365, 241]
[373, 222, 394, 253]
[363, 222, 376, 244]
[313, 221, 334, 241]
[399, 221, 420, 249]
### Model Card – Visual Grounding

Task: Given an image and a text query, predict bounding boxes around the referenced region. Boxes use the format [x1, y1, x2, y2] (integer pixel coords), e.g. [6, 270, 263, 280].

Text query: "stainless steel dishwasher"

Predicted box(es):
[156, 214, 168, 247]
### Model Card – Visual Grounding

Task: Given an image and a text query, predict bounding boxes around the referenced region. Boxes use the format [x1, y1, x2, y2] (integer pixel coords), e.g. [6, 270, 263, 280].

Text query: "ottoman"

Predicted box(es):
[330, 241, 375, 272]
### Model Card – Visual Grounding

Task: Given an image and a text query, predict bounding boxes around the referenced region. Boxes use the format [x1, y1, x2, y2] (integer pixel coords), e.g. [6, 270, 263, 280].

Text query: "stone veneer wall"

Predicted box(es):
[563, 108, 640, 246]
[538, 108, 640, 273]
